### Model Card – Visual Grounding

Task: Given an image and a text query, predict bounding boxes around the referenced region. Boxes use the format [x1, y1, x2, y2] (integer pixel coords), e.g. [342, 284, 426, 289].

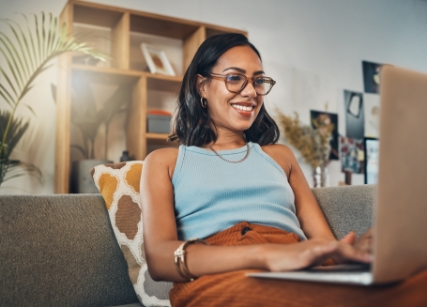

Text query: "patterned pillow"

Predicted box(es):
[91, 161, 172, 307]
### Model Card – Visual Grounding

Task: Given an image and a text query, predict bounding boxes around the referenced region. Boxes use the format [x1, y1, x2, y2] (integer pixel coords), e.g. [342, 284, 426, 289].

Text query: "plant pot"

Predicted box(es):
[71, 159, 112, 193]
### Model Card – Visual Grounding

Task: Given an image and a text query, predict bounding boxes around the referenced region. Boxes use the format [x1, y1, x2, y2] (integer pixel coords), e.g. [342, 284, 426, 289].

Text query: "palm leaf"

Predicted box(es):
[0, 83, 14, 107]
[0, 11, 107, 166]
[22, 104, 37, 117]
[0, 112, 35, 186]
[0, 110, 29, 159]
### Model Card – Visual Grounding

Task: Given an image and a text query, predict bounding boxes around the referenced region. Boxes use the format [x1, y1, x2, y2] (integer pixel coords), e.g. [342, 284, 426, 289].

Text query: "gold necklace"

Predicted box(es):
[208, 143, 250, 163]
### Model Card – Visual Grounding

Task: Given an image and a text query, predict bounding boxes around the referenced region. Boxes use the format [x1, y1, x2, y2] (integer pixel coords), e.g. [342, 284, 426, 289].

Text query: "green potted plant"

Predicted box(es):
[0, 110, 42, 186]
[0, 12, 106, 188]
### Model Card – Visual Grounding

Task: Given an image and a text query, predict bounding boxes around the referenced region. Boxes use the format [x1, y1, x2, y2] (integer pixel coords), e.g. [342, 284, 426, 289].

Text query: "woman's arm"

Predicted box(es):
[262, 144, 373, 263]
[261, 144, 335, 241]
[141, 147, 371, 282]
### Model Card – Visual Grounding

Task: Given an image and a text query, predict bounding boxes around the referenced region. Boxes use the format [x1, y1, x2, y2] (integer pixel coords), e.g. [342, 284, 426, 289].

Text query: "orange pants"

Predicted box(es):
[169, 221, 427, 307]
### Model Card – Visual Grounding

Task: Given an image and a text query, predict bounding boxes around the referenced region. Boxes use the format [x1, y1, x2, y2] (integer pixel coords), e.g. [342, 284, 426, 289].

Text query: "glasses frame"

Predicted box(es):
[209, 72, 276, 96]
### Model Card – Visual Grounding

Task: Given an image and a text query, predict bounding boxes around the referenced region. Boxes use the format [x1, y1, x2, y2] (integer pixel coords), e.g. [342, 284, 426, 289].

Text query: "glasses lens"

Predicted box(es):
[254, 77, 272, 95]
[223, 74, 274, 95]
[225, 74, 246, 92]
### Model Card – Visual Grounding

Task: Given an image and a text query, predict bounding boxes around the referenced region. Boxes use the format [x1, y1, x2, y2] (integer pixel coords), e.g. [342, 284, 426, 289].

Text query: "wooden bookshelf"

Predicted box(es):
[55, 0, 247, 193]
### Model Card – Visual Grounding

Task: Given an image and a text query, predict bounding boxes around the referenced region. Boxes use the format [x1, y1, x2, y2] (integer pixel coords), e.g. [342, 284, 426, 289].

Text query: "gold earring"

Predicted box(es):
[200, 96, 207, 108]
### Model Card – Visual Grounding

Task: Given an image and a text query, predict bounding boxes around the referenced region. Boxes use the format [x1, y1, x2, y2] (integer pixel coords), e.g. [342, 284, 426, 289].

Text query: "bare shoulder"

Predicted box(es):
[145, 147, 179, 164]
[144, 147, 179, 178]
[261, 143, 296, 160]
[260, 144, 298, 176]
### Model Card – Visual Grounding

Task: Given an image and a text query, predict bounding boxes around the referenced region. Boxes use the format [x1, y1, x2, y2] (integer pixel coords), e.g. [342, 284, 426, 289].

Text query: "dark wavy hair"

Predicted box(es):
[168, 33, 280, 146]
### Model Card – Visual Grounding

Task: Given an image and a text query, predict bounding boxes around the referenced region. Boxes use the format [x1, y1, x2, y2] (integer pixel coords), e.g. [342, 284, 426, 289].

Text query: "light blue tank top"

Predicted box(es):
[172, 142, 306, 241]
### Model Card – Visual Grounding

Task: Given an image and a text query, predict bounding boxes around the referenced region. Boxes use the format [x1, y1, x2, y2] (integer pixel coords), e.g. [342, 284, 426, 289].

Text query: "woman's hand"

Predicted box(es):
[353, 228, 374, 254]
[262, 236, 373, 272]
[330, 228, 374, 265]
[338, 229, 374, 257]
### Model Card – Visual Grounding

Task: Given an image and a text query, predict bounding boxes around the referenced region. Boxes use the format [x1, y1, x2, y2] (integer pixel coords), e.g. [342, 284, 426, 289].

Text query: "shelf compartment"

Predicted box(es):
[146, 137, 179, 157]
[130, 13, 199, 39]
[73, 3, 125, 28]
[205, 25, 246, 38]
[68, 66, 136, 166]
[146, 133, 169, 140]
[71, 64, 141, 84]
[145, 73, 182, 92]
[129, 31, 183, 75]
[73, 3, 129, 69]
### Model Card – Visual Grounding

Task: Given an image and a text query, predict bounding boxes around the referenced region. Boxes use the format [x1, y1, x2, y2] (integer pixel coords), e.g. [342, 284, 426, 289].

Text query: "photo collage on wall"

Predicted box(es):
[310, 110, 339, 161]
[340, 60, 382, 181]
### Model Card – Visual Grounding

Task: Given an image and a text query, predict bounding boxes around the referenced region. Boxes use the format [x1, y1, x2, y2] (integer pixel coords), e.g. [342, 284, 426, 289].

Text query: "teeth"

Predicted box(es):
[232, 104, 253, 112]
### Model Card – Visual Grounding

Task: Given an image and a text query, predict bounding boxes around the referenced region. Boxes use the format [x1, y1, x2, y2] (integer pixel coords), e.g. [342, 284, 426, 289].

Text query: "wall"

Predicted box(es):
[1, 0, 427, 194]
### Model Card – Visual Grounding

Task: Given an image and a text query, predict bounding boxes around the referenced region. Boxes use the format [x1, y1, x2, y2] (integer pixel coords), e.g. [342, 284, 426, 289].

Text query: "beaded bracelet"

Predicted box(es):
[174, 239, 208, 281]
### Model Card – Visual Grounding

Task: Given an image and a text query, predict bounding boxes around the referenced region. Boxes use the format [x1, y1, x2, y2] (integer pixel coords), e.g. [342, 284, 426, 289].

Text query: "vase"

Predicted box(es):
[71, 159, 113, 193]
[313, 165, 329, 188]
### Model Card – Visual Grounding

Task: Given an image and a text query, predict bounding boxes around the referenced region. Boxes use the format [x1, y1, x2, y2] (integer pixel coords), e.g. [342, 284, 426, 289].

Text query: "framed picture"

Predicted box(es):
[343, 90, 365, 139]
[362, 60, 383, 94]
[340, 136, 364, 174]
[141, 43, 175, 76]
[310, 110, 339, 160]
[363, 137, 379, 184]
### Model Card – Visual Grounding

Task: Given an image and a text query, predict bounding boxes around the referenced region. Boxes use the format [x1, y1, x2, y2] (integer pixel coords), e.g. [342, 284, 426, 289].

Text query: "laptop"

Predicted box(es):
[247, 65, 427, 285]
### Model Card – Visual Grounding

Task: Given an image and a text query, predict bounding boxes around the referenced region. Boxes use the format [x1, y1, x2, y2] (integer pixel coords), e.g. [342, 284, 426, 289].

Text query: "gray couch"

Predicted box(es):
[0, 185, 375, 307]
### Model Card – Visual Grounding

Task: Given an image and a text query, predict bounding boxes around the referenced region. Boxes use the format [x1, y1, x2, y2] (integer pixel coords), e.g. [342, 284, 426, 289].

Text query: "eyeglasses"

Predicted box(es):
[209, 73, 276, 96]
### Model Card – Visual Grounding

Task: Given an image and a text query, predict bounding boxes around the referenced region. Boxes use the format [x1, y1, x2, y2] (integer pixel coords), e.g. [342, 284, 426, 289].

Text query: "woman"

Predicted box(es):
[140, 33, 425, 306]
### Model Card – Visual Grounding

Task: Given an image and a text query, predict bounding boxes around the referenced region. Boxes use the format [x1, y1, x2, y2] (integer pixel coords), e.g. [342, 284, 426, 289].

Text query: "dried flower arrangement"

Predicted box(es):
[276, 110, 334, 169]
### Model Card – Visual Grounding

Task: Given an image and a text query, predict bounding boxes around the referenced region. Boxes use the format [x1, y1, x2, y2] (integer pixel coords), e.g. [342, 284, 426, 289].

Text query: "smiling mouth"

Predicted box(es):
[231, 103, 255, 112]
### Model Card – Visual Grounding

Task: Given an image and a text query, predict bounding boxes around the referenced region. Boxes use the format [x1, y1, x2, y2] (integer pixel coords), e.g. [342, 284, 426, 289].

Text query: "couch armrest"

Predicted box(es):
[311, 185, 376, 239]
[0, 194, 139, 307]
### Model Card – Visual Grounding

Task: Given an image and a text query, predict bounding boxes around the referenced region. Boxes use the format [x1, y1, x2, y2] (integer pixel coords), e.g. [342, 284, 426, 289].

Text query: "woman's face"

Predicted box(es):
[199, 46, 265, 137]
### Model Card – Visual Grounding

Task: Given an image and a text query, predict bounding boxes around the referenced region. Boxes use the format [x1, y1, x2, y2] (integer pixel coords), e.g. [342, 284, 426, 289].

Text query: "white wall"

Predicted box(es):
[1, 0, 427, 193]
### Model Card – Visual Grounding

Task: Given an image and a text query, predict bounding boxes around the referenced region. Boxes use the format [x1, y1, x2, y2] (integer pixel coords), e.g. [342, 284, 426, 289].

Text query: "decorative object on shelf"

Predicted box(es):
[120, 150, 131, 162]
[141, 43, 175, 76]
[0, 12, 106, 188]
[277, 110, 333, 187]
[72, 159, 112, 193]
[147, 109, 172, 133]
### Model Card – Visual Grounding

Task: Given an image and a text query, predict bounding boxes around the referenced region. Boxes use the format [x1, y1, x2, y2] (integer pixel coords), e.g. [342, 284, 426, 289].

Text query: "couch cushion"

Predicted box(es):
[312, 184, 375, 239]
[0, 194, 139, 307]
[91, 161, 172, 307]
